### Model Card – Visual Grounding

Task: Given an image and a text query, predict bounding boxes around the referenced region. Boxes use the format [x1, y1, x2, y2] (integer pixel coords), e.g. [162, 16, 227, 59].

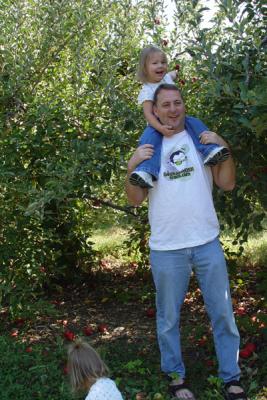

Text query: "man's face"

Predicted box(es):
[153, 89, 186, 132]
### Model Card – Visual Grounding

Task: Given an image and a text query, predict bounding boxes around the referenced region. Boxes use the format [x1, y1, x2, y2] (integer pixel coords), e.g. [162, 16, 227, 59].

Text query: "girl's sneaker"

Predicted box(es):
[129, 171, 154, 188]
[204, 146, 230, 166]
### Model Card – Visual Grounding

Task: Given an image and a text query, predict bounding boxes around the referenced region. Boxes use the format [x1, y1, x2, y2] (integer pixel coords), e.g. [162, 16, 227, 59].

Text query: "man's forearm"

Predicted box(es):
[212, 139, 236, 191]
[200, 131, 236, 191]
[125, 144, 152, 206]
[125, 170, 148, 206]
[212, 155, 235, 191]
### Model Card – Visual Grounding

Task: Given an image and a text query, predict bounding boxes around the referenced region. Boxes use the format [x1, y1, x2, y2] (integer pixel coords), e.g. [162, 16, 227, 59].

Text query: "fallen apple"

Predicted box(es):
[64, 330, 75, 341]
[239, 348, 251, 358]
[146, 308, 156, 318]
[235, 306, 246, 316]
[63, 365, 69, 375]
[98, 324, 108, 333]
[83, 326, 94, 336]
[245, 342, 256, 353]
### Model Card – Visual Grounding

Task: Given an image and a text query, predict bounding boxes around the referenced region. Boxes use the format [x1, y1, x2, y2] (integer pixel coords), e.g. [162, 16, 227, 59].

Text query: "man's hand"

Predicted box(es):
[199, 131, 229, 148]
[159, 125, 175, 137]
[127, 144, 154, 174]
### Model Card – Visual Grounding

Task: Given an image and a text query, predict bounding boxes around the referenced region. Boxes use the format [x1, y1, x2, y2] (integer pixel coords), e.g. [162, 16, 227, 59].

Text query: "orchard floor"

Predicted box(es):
[1, 258, 267, 400]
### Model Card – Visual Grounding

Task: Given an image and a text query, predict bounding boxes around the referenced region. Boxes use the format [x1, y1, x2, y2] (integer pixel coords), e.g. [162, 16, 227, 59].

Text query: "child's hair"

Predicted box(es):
[137, 46, 168, 83]
[67, 339, 109, 392]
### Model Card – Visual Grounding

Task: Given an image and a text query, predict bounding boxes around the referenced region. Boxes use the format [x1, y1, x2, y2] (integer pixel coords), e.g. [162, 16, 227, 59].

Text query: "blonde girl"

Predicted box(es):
[68, 340, 124, 400]
[129, 46, 229, 188]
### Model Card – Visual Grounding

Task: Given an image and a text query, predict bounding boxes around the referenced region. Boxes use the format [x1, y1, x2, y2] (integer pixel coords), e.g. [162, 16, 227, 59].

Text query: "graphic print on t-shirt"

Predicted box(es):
[163, 143, 195, 181]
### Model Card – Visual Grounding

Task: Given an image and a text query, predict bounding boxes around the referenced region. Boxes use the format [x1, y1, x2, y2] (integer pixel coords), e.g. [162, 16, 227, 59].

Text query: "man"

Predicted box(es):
[126, 84, 246, 400]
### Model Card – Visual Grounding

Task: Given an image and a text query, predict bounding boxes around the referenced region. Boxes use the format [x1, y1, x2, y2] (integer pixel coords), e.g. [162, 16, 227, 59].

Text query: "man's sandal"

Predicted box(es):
[169, 381, 196, 399]
[224, 380, 247, 400]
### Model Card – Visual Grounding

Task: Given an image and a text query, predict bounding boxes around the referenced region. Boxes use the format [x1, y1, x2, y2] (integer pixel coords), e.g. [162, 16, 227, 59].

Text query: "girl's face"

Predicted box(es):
[145, 51, 167, 83]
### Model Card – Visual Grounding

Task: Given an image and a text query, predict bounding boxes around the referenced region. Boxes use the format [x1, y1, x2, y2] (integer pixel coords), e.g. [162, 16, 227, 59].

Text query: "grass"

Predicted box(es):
[221, 229, 267, 264]
[237, 231, 267, 266]
[91, 221, 267, 267]
[0, 335, 72, 400]
[1, 329, 266, 400]
[91, 224, 128, 254]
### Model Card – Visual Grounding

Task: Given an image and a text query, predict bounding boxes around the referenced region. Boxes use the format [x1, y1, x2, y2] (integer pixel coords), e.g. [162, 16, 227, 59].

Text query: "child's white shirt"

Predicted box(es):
[137, 72, 174, 105]
[85, 377, 124, 400]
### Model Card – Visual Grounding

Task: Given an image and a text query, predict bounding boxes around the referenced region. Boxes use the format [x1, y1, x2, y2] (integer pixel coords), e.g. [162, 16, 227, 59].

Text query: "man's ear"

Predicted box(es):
[153, 104, 159, 119]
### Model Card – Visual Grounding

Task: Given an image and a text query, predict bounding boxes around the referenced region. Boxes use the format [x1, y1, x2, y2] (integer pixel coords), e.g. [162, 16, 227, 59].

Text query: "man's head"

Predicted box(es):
[153, 84, 186, 133]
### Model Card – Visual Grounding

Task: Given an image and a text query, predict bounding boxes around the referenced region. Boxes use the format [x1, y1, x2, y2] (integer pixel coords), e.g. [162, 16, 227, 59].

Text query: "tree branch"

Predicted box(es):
[82, 195, 146, 220]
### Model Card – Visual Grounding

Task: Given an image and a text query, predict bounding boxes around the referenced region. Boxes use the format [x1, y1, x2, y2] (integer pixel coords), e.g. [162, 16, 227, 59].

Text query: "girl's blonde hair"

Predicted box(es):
[137, 46, 168, 83]
[67, 339, 109, 392]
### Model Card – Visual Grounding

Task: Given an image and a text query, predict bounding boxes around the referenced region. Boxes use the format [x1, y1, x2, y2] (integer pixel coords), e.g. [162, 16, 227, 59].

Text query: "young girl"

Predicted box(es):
[68, 340, 124, 400]
[129, 46, 230, 188]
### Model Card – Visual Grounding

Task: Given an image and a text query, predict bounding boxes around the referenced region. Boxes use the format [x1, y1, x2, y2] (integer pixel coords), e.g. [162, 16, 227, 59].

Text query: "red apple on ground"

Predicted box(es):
[10, 329, 19, 338]
[198, 337, 207, 347]
[63, 365, 69, 375]
[235, 306, 246, 316]
[239, 348, 251, 358]
[245, 342, 256, 353]
[14, 318, 25, 327]
[98, 324, 108, 333]
[64, 330, 75, 341]
[205, 359, 215, 367]
[83, 326, 94, 336]
[146, 308, 156, 318]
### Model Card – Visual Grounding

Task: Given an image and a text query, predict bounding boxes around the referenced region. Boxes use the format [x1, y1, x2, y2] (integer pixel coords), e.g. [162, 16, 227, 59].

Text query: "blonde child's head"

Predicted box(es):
[137, 46, 168, 83]
[67, 339, 109, 392]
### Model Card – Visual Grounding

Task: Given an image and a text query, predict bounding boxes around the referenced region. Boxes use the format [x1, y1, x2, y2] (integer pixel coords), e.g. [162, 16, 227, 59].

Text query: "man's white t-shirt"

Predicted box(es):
[148, 130, 220, 250]
[137, 73, 174, 105]
[85, 377, 123, 400]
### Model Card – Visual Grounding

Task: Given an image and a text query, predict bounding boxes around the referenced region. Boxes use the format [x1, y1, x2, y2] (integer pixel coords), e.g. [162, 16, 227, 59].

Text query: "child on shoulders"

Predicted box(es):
[130, 46, 229, 189]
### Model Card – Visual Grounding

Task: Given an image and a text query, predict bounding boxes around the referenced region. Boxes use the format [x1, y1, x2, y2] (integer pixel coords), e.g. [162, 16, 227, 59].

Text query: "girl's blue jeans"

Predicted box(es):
[150, 237, 241, 383]
[135, 116, 219, 179]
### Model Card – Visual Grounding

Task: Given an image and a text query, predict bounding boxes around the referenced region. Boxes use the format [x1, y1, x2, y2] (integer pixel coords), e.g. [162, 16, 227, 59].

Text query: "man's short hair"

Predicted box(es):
[153, 83, 182, 105]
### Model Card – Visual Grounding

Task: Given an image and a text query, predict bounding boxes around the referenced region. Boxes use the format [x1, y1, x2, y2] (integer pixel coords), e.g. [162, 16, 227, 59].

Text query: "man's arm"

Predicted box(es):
[200, 131, 236, 191]
[125, 144, 153, 206]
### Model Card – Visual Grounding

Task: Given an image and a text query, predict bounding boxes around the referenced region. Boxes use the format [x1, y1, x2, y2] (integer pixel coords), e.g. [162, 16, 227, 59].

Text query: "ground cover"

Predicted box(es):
[0, 231, 266, 399]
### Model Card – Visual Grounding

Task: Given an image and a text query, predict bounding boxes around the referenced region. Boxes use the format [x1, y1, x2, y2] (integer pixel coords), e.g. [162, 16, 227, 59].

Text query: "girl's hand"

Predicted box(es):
[199, 131, 226, 147]
[159, 125, 175, 137]
[127, 144, 154, 173]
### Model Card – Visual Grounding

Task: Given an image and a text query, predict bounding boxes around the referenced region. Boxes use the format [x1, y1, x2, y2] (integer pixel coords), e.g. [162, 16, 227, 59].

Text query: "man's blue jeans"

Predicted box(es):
[150, 237, 241, 383]
[135, 116, 219, 179]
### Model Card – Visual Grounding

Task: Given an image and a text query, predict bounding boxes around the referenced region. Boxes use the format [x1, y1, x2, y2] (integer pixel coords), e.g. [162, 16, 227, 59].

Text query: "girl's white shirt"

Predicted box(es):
[85, 377, 124, 400]
[137, 73, 174, 105]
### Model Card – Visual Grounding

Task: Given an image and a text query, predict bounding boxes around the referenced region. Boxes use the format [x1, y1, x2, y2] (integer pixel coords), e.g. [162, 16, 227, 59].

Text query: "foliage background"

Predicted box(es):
[0, 0, 266, 314]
